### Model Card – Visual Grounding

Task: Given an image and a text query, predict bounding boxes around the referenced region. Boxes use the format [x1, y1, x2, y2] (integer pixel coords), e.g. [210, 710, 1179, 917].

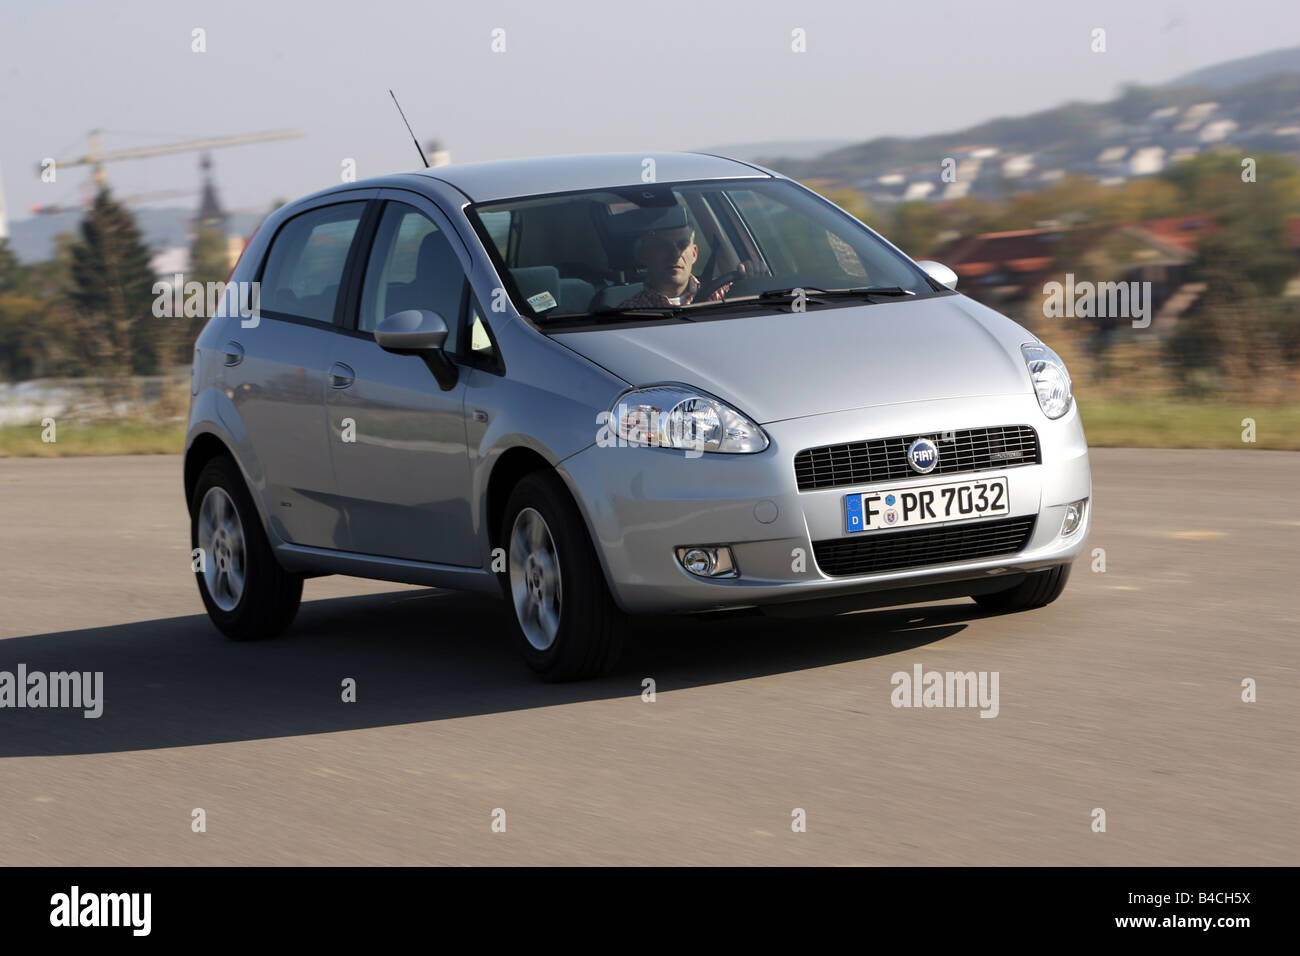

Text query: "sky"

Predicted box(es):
[1, 0, 1298, 225]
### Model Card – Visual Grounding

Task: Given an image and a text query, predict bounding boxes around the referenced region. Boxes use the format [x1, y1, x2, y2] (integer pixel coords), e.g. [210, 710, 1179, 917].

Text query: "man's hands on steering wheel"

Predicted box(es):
[698, 259, 766, 301]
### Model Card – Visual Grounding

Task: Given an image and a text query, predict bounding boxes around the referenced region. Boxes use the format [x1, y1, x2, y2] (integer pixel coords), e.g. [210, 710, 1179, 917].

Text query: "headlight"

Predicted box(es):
[607, 385, 768, 455]
[1021, 343, 1073, 420]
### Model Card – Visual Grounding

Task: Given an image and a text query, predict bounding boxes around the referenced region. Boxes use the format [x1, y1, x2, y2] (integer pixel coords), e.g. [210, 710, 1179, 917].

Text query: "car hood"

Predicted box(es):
[551, 294, 1035, 423]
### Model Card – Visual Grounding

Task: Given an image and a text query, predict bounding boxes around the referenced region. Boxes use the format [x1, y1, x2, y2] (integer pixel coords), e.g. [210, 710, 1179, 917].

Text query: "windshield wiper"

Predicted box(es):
[669, 286, 915, 312]
[549, 285, 917, 322]
[846, 286, 915, 297]
[759, 285, 916, 299]
[564, 305, 695, 322]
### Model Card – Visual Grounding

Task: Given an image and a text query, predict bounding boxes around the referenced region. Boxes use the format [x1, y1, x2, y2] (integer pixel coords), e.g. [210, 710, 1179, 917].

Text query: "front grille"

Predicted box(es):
[812, 516, 1036, 576]
[794, 425, 1040, 492]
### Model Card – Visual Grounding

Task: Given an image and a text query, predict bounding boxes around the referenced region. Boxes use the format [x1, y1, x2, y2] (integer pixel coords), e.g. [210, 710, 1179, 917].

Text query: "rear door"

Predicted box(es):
[324, 191, 477, 565]
[227, 196, 372, 549]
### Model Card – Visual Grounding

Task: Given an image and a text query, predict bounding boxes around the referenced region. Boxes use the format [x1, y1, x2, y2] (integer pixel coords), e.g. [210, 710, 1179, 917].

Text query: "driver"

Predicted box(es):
[618, 223, 734, 308]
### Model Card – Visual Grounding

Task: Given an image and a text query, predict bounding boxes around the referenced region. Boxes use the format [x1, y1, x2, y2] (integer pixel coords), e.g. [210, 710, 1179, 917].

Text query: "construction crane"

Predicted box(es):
[42, 128, 300, 186]
[30, 187, 198, 217]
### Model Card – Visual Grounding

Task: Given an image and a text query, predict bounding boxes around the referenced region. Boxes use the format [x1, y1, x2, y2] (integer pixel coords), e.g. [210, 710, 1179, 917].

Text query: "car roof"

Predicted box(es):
[408, 152, 772, 203]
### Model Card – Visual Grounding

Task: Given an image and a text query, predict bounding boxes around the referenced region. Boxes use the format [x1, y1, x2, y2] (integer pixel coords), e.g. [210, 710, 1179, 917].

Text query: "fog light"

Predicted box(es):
[676, 545, 737, 578]
[1060, 498, 1087, 536]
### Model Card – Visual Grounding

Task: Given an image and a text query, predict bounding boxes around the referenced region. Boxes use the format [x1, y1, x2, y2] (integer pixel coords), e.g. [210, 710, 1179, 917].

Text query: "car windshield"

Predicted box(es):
[468, 179, 940, 323]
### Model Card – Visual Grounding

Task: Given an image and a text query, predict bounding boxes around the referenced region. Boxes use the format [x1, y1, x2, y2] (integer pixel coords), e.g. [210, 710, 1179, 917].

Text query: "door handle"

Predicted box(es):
[222, 341, 244, 367]
[329, 362, 355, 389]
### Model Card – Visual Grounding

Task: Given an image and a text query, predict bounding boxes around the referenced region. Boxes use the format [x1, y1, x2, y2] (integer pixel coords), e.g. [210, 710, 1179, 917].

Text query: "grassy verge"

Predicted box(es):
[1077, 398, 1300, 449]
[0, 402, 1295, 456]
[0, 422, 187, 457]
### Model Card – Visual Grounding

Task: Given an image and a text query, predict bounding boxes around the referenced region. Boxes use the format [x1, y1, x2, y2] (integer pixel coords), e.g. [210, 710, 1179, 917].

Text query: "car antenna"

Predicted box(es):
[388, 89, 430, 169]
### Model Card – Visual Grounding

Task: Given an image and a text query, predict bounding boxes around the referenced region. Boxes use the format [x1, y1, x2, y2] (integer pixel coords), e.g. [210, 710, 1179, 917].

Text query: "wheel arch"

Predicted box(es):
[184, 431, 236, 507]
[183, 428, 277, 549]
[485, 446, 554, 555]
[483, 445, 621, 603]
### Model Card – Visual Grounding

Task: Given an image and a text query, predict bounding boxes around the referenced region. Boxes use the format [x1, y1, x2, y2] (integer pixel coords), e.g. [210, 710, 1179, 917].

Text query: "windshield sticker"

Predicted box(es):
[527, 290, 558, 312]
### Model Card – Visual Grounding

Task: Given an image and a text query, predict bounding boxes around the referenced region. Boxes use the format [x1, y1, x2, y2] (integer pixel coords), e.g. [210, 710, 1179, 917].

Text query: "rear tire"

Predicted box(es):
[973, 563, 1071, 613]
[190, 455, 302, 640]
[500, 471, 626, 681]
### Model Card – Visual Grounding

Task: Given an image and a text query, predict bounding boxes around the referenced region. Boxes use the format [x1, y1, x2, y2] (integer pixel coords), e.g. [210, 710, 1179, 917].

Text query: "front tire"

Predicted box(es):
[500, 471, 626, 681]
[973, 563, 1071, 613]
[190, 455, 302, 640]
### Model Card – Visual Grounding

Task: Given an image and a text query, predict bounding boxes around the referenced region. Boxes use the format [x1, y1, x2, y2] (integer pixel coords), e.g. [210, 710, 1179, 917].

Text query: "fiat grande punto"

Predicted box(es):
[185, 152, 1091, 680]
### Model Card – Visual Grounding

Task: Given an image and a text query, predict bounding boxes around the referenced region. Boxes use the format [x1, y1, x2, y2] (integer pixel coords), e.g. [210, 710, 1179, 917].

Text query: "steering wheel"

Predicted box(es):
[695, 269, 744, 302]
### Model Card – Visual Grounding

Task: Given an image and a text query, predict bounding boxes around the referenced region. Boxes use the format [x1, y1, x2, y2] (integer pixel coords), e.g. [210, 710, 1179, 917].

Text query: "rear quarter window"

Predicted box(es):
[259, 202, 366, 323]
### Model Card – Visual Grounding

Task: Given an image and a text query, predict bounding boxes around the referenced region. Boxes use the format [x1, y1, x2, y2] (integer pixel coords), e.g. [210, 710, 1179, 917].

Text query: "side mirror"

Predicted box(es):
[374, 309, 458, 391]
[375, 309, 449, 353]
[916, 260, 958, 290]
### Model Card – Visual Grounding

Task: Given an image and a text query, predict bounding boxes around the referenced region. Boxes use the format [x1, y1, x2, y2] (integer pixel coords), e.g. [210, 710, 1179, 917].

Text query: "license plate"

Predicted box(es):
[844, 476, 1010, 533]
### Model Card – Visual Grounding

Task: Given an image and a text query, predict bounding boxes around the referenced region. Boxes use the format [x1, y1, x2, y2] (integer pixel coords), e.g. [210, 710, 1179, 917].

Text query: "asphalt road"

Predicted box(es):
[0, 449, 1296, 865]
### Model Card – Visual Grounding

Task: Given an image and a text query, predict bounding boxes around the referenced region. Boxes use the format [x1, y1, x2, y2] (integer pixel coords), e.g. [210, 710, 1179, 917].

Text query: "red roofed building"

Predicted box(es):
[930, 217, 1225, 331]
[1284, 215, 1300, 252]
[1130, 216, 1220, 256]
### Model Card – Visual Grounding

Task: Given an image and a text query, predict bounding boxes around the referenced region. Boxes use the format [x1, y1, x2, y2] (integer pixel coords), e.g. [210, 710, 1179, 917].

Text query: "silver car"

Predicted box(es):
[185, 152, 1091, 680]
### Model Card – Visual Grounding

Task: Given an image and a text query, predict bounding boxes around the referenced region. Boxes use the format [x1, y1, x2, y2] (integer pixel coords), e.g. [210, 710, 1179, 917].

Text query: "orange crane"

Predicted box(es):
[30, 188, 198, 217]
[44, 129, 301, 186]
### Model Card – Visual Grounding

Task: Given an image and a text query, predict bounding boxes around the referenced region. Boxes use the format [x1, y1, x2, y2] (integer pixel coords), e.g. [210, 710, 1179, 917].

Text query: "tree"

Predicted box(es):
[0, 294, 58, 380]
[889, 201, 946, 258]
[189, 225, 229, 288]
[807, 183, 887, 234]
[68, 188, 158, 377]
[184, 224, 230, 360]
[0, 238, 22, 295]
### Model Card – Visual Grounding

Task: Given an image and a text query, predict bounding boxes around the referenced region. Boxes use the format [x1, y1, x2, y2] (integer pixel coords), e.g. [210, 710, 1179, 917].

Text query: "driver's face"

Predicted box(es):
[639, 229, 698, 292]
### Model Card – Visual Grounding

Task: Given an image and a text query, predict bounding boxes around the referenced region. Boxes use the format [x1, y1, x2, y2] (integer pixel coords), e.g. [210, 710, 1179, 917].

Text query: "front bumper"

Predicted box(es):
[559, 393, 1091, 614]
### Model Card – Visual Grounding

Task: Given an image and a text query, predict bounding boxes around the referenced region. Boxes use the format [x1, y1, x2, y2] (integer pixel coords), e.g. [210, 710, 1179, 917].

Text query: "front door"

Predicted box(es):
[325, 196, 476, 565]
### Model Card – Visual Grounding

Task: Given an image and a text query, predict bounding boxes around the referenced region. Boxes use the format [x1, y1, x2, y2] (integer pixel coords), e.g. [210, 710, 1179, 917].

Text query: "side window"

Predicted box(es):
[681, 206, 715, 276]
[260, 202, 365, 323]
[478, 210, 512, 259]
[359, 203, 466, 347]
[465, 294, 501, 369]
[730, 190, 798, 275]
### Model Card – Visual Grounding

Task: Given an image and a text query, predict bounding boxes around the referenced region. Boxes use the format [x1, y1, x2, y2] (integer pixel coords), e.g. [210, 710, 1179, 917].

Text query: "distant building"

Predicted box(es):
[226, 236, 247, 268]
[150, 246, 189, 277]
[1198, 119, 1238, 143]
[196, 153, 229, 235]
[1176, 102, 1220, 133]
[1001, 154, 1035, 179]
[1285, 216, 1300, 253]
[426, 139, 451, 168]
[1129, 147, 1166, 176]
[931, 216, 1221, 329]
[1131, 216, 1219, 256]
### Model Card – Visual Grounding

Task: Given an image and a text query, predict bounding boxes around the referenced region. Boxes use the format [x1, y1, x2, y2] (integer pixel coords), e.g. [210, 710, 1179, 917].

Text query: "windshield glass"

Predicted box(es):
[467, 179, 939, 322]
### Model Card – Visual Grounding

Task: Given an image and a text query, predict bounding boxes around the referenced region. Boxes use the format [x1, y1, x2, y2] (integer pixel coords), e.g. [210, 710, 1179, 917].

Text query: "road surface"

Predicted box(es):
[0, 449, 1295, 864]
